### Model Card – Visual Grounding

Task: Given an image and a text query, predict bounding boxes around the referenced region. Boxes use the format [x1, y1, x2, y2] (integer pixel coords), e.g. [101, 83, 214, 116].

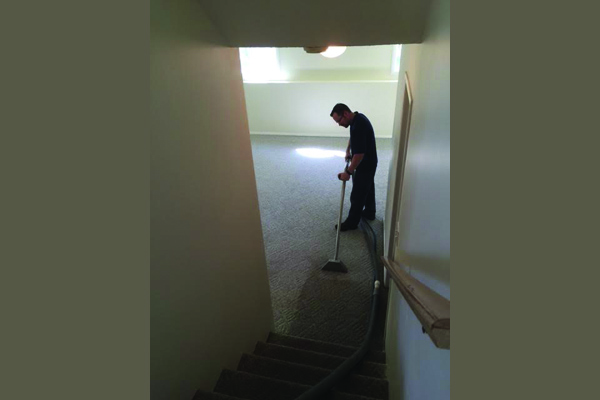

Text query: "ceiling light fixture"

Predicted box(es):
[303, 46, 328, 54]
[320, 46, 347, 58]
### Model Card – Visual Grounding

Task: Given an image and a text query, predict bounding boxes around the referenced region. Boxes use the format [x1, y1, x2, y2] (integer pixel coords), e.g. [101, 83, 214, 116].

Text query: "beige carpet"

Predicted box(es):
[250, 135, 392, 349]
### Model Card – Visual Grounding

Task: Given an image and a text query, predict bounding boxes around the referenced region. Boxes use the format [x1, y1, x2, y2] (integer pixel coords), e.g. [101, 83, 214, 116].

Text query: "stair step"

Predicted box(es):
[192, 389, 246, 400]
[267, 332, 386, 364]
[327, 393, 386, 400]
[214, 370, 382, 400]
[254, 342, 386, 379]
[237, 354, 388, 399]
[214, 369, 305, 400]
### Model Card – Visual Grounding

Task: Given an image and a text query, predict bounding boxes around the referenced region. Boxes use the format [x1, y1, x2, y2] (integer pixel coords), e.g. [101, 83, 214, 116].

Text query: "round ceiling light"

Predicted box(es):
[320, 46, 347, 58]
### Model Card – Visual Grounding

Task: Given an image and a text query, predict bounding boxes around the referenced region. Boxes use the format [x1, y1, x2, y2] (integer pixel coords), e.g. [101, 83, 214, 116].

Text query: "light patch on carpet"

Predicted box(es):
[295, 148, 346, 159]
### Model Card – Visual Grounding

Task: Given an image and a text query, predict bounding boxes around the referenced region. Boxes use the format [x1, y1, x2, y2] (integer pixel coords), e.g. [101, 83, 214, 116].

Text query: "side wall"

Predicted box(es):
[150, 1, 273, 399]
[384, 0, 450, 398]
[244, 82, 398, 138]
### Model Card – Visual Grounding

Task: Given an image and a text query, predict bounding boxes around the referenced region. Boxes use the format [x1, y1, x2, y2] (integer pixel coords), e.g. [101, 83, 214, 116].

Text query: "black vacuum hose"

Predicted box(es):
[295, 217, 381, 400]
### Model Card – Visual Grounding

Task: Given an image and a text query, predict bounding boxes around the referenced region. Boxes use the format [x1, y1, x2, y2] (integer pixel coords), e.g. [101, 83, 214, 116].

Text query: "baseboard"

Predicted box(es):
[250, 131, 392, 139]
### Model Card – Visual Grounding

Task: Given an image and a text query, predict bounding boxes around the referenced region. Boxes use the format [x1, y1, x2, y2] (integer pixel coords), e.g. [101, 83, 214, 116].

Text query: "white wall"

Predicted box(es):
[384, 0, 450, 399]
[150, 1, 273, 399]
[242, 45, 399, 138]
[244, 82, 398, 138]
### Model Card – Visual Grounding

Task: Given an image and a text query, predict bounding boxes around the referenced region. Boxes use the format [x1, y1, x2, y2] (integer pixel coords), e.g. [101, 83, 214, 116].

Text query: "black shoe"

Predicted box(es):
[335, 221, 358, 231]
[362, 211, 376, 221]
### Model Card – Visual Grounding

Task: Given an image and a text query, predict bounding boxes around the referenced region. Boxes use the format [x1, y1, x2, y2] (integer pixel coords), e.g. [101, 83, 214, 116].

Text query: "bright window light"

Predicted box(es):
[392, 45, 403, 74]
[296, 148, 346, 159]
[320, 46, 347, 58]
[239, 47, 284, 82]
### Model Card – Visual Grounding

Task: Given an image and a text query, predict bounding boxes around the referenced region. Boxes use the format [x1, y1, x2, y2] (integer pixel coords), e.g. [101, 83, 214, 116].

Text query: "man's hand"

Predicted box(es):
[338, 171, 351, 181]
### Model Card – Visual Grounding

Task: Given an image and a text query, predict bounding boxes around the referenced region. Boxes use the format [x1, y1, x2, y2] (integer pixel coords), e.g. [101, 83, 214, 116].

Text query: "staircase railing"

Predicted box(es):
[381, 256, 450, 349]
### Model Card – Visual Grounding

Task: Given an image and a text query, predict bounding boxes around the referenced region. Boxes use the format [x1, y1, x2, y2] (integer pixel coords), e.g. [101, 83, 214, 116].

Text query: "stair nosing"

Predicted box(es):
[240, 353, 389, 384]
[215, 370, 384, 400]
[257, 341, 350, 358]
[254, 342, 387, 380]
[193, 389, 250, 400]
[215, 368, 312, 391]
[266, 333, 387, 364]
[256, 341, 385, 367]
[268, 332, 361, 351]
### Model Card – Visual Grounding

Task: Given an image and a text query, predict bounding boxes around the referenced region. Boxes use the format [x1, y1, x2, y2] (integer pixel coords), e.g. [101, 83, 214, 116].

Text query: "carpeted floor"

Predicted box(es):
[250, 135, 392, 349]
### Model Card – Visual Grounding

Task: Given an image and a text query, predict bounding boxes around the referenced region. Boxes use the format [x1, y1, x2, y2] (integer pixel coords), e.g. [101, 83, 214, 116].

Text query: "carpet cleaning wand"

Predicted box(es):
[321, 160, 350, 273]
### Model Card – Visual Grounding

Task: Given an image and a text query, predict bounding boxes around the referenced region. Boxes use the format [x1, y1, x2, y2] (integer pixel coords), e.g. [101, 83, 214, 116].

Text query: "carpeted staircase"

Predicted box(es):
[193, 332, 388, 400]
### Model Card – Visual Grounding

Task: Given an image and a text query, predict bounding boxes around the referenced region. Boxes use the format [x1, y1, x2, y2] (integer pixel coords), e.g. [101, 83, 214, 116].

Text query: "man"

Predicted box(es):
[330, 103, 378, 231]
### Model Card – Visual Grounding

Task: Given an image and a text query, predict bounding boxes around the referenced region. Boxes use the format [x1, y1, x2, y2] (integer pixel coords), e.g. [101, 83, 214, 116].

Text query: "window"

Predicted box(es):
[392, 45, 403, 74]
[239, 48, 283, 82]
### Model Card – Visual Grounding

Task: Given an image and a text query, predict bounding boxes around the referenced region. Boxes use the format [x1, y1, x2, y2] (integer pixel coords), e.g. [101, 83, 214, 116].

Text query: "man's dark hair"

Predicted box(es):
[330, 103, 352, 117]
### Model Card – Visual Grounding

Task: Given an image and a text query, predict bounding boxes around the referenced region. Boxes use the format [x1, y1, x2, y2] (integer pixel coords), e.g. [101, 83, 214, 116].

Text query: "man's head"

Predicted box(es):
[330, 103, 354, 128]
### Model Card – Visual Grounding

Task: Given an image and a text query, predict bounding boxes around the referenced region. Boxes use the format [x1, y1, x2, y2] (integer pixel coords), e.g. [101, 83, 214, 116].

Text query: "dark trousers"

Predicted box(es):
[345, 167, 376, 227]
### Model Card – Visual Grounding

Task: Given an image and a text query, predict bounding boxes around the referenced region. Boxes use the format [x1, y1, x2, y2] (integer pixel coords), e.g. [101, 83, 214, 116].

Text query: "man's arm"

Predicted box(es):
[338, 154, 363, 181]
[346, 154, 364, 174]
[345, 139, 352, 161]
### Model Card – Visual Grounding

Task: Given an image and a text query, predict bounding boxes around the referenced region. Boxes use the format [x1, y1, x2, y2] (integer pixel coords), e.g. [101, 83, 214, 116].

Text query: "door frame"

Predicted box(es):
[387, 72, 414, 262]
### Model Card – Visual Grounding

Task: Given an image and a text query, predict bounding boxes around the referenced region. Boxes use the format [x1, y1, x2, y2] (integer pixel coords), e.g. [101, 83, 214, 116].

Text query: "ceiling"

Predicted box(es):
[241, 45, 400, 82]
[278, 46, 395, 72]
[198, 0, 432, 48]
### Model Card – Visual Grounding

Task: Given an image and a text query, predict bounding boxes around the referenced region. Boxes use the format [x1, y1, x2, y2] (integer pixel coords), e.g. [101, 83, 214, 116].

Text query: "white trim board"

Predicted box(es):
[250, 131, 392, 139]
[243, 80, 399, 84]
